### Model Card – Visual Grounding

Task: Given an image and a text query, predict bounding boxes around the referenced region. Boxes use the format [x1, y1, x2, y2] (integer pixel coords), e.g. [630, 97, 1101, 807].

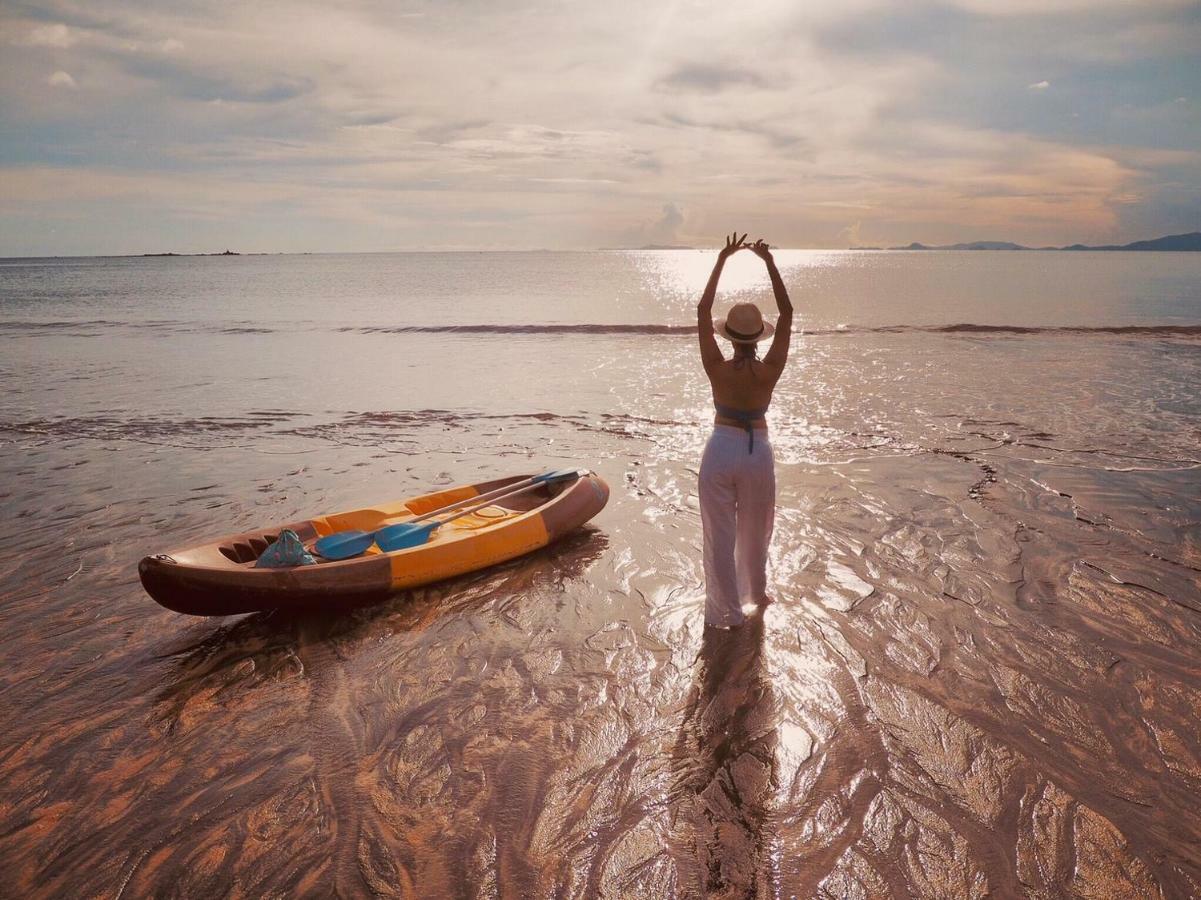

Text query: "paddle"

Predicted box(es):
[314, 470, 557, 561]
[374, 469, 581, 552]
[313, 469, 579, 561]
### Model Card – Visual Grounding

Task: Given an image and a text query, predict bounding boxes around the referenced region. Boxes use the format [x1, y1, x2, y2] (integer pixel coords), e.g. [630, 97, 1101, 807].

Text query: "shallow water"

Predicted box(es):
[2, 251, 1200, 897]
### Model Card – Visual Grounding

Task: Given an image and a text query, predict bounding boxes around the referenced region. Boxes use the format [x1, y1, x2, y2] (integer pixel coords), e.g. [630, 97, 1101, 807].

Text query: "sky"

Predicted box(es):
[1, 0, 1199, 255]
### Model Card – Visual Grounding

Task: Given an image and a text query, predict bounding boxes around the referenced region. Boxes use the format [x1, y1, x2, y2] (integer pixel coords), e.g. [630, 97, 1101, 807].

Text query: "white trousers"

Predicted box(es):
[699, 425, 776, 627]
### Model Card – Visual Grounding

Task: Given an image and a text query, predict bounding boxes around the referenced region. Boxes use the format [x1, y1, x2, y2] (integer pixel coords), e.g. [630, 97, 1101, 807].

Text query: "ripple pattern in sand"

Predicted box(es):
[1, 331, 1199, 897]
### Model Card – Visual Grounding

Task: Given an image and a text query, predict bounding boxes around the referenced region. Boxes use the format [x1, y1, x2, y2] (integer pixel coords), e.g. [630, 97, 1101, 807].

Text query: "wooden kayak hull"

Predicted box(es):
[139, 470, 609, 616]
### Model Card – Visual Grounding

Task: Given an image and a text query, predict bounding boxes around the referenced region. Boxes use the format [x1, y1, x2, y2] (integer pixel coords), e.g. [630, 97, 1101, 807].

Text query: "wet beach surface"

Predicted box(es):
[2, 252, 1201, 897]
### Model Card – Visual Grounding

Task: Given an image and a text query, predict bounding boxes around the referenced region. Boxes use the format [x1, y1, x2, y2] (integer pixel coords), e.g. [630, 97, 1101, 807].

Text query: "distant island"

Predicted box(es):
[858, 231, 1201, 252]
[597, 244, 698, 251]
[141, 250, 242, 257]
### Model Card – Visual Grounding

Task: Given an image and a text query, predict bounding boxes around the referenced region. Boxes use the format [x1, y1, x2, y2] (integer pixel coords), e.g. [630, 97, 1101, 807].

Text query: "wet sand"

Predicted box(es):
[2, 348, 1199, 896]
[2, 252, 1201, 897]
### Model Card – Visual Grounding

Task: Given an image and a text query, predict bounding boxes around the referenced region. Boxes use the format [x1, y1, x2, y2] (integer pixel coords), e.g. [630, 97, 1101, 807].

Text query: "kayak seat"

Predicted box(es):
[220, 532, 280, 564]
[448, 506, 514, 531]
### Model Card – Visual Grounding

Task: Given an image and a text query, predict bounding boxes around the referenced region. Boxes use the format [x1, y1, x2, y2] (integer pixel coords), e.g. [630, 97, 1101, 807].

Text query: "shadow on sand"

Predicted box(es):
[670, 605, 779, 898]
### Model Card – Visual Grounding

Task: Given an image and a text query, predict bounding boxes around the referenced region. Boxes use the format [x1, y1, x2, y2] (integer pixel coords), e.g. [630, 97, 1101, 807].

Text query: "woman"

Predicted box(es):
[696, 232, 793, 628]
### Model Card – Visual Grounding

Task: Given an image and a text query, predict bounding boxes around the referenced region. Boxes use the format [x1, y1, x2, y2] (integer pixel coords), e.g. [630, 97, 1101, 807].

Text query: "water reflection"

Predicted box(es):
[625, 248, 850, 312]
[151, 528, 609, 734]
[670, 605, 778, 898]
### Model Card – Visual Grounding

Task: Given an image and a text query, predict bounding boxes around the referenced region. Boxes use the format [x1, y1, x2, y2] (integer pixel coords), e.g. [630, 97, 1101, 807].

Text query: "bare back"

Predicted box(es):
[706, 354, 782, 428]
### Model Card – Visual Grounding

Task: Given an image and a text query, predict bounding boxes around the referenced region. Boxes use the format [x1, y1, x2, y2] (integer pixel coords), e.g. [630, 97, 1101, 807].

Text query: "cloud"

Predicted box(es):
[653, 202, 684, 238]
[656, 63, 768, 94]
[118, 55, 314, 104]
[23, 23, 74, 48]
[0, 0, 1197, 252]
[815, 201, 874, 209]
[658, 111, 809, 152]
[947, 0, 1191, 13]
[613, 200, 686, 249]
[47, 70, 76, 88]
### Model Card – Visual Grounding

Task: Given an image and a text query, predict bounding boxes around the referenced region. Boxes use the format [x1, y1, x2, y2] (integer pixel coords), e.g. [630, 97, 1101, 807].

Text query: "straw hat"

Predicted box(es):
[715, 302, 774, 344]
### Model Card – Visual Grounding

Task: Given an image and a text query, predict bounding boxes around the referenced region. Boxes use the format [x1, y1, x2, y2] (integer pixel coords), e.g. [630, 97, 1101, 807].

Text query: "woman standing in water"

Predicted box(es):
[696, 232, 793, 628]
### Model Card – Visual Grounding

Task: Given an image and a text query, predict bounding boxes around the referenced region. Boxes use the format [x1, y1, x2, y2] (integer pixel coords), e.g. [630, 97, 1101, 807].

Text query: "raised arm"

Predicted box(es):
[749, 239, 793, 369]
[698, 232, 746, 372]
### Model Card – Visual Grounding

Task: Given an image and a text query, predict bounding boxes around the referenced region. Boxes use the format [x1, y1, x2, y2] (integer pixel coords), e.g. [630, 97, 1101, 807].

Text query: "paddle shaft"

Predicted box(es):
[314, 471, 577, 560]
[372, 470, 582, 553]
[424, 478, 565, 530]
[407, 475, 540, 524]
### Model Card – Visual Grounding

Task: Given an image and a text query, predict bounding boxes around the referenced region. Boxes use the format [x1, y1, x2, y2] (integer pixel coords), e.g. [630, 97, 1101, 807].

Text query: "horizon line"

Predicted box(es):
[3, 230, 1199, 261]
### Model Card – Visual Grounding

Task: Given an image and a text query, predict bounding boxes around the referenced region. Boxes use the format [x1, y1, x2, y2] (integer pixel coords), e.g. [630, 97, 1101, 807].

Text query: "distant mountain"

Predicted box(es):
[891, 241, 1027, 251]
[1059, 232, 1201, 251]
[876, 231, 1201, 252]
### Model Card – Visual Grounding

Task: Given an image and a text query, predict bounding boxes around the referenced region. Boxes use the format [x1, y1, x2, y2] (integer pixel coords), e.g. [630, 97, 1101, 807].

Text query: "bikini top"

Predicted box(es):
[714, 401, 768, 454]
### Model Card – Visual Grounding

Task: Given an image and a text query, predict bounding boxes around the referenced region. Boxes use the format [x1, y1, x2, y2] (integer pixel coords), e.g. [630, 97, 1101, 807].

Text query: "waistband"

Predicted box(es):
[709, 423, 771, 454]
[714, 401, 768, 421]
[711, 423, 768, 436]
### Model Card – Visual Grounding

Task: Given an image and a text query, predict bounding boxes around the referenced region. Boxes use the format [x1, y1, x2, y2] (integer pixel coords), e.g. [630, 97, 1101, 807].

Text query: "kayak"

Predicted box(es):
[139, 469, 609, 616]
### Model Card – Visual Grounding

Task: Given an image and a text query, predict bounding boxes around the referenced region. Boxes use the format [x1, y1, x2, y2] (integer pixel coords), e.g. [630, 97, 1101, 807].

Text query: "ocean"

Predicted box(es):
[2, 249, 1200, 896]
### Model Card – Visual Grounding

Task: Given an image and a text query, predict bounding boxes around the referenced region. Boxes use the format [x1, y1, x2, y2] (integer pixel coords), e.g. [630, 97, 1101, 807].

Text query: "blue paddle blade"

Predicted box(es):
[533, 467, 580, 483]
[313, 529, 374, 561]
[318, 470, 583, 559]
[375, 520, 439, 552]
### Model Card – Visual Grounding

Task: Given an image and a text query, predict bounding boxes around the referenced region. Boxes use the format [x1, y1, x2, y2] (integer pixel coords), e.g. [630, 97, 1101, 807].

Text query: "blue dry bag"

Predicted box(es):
[255, 528, 317, 568]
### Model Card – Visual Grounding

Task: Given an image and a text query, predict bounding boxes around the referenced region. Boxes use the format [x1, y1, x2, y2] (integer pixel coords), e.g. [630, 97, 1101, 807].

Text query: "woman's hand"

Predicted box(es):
[748, 239, 774, 264]
[719, 232, 748, 259]
[700, 231, 745, 319]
